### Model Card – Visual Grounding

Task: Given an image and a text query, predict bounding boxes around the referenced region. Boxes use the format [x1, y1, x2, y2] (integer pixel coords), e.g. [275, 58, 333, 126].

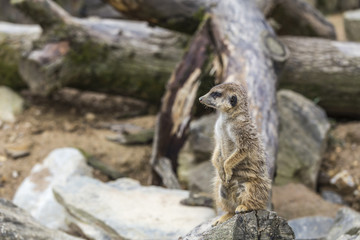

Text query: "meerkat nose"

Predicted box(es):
[199, 96, 203, 102]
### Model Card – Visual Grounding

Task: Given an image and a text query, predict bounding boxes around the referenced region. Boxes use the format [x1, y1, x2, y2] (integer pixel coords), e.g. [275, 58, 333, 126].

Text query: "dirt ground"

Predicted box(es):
[0, 96, 155, 200]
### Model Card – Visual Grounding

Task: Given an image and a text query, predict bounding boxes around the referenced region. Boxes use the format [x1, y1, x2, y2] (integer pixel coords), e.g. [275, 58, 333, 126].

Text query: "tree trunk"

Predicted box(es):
[0, 22, 40, 90]
[106, 0, 336, 39]
[12, 0, 188, 103]
[279, 36, 360, 117]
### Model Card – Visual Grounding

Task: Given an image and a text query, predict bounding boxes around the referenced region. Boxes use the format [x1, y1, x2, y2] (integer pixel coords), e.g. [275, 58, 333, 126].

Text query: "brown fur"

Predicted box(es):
[199, 82, 271, 226]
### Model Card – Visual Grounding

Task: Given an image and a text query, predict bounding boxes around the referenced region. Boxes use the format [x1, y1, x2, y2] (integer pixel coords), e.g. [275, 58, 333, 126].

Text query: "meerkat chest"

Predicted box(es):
[215, 116, 236, 156]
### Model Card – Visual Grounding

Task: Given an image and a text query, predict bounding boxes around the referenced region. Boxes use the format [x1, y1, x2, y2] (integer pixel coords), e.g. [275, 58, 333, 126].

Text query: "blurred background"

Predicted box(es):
[0, 0, 359, 239]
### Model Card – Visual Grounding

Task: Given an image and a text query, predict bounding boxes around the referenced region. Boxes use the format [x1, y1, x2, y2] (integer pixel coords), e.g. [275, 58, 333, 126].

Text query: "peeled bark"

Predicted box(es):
[279, 36, 360, 117]
[12, 0, 188, 103]
[150, 18, 215, 187]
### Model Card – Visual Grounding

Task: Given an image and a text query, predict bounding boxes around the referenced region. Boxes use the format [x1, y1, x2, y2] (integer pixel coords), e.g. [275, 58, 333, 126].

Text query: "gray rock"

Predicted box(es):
[53, 176, 215, 240]
[327, 207, 360, 240]
[13, 148, 92, 230]
[275, 90, 330, 189]
[345, 9, 360, 42]
[187, 161, 215, 194]
[288, 216, 334, 239]
[321, 190, 347, 205]
[0, 86, 24, 122]
[0, 198, 82, 240]
[181, 210, 294, 240]
[187, 113, 217, 162]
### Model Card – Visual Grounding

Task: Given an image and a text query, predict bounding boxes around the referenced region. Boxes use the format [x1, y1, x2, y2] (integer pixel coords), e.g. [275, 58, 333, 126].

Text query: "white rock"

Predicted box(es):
[0, 86, 24, 122]
[13, 148, 92, 230]
[54, 177, 215, 240]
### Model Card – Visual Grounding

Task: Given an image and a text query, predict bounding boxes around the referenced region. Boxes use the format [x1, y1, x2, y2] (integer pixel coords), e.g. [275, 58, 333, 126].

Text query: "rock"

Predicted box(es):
[288, 216, 334, 239]
[53, 177, 215, 240]
[181, 210, 294, 240]
[327, 207, 360, 240]
[330, 170, 356, 193]
[187, 114, 217, 162]
[276, 90, 330, 189]
[345, 9, 360, 42]
[4, 141, 33, 159]
[13, 148, 92, 230]
[0, 86, 24, 123]
[187, 161, 215, 194]
[0, 198, 82, 240]
[106, 128, 154, 145]
[321, 190, 347, 205]
[272, 183, 341, 220]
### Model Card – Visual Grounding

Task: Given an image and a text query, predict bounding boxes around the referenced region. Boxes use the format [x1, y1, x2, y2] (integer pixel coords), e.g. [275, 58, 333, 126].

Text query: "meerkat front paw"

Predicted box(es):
[224, 168, 233, 184]
[235, 204, 249, 214]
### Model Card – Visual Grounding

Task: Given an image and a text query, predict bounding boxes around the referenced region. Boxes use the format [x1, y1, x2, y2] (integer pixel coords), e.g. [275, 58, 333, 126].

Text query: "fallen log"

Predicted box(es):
[12, 0, 188, 103]
[106, 0, 335, 38]
[279, 36, 360, 117]
[269, 0, 336, 39]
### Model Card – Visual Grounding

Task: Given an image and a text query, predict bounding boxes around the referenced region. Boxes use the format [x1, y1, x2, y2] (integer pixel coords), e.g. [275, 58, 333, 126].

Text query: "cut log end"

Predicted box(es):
[262, 31, 290, 62]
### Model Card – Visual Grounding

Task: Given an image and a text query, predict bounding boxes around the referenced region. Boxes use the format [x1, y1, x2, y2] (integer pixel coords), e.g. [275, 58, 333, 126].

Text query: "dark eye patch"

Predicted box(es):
[210, 91, 222, 98]
[230, 95, 237, 107]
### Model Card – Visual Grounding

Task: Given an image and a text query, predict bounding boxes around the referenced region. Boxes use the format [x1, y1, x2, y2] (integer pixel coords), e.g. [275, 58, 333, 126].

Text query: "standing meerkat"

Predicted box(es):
[199, 82, 271, 226]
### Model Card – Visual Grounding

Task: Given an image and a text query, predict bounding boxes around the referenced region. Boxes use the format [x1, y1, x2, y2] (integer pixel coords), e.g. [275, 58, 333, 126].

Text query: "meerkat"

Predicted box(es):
[199, 82, 271, 226]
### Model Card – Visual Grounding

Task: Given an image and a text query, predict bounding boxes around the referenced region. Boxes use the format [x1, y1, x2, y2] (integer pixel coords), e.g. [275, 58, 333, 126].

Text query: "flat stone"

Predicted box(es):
[4, 141, 33, 159]
[54, 177, 215, 240]
[0, 198, 82, 240]
[288, 216, 334, 239]
[0, 86, 24, 123]
[321, 190, 347, 205]
[327, 207, 360, 240]
[13, 148, 92, 230]
[276, 90, 330, 189]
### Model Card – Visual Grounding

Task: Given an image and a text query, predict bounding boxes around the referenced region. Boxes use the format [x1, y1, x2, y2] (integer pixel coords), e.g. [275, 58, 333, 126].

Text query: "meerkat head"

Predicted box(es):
[199, 83, 248, 113]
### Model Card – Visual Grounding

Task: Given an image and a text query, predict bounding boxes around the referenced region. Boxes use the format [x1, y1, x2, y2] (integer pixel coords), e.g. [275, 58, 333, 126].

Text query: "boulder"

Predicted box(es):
[275, 90, 330, 189]
[53, 176, 215, 240]
[0, 198, 82, 240]
[345, 9, 360, 42]
[327, 207, 360, 240]
[272, 183, 341, 220]
[181, 210, 294, 240]
[187, 161, 215, 194]
[13, 148, 92, 230]
[0, 86, 24, 122]
[187, 113, 217, 162]
[288, 216, 334, 239]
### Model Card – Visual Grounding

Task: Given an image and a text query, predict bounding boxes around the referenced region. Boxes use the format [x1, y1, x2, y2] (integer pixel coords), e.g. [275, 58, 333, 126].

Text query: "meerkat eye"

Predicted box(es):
[230, 95, 237, 107]
[210, 91, 222, 98]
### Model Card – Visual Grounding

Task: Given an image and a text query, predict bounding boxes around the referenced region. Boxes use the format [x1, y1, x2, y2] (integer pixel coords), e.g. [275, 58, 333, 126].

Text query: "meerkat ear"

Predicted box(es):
[230, 95, 237, 107]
